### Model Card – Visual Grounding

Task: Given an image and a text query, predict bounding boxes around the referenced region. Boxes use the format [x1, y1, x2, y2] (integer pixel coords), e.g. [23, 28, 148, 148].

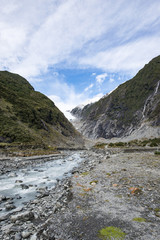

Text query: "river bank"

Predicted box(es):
[0, 149, 160, 239]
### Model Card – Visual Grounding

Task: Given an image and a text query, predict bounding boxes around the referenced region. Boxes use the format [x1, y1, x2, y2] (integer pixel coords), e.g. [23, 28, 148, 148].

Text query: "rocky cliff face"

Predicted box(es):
[71, 56, 160, 139]
[0, 71, 83, 148]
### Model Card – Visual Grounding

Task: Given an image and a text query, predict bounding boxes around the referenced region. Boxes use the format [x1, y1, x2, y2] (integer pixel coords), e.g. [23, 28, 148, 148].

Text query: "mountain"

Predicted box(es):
[71, 56, 160, 140]
[0, 71, 83, 148]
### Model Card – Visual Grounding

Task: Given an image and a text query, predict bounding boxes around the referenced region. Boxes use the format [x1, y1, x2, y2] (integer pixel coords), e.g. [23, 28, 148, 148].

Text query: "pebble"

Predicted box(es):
[15, 232, 22, 240]
[21, 231, 31, 238]
[30, 233, 37, 240]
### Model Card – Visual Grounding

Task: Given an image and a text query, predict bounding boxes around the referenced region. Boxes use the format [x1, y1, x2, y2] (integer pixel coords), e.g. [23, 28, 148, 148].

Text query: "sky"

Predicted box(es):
[0, 0, 160, 119]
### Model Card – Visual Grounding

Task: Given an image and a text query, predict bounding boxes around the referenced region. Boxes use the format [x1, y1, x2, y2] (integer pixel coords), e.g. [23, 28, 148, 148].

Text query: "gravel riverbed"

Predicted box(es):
[0, 149, 160, 240]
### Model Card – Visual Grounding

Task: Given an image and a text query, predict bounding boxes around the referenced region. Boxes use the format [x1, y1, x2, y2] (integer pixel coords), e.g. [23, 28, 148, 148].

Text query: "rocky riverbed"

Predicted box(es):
[0, 149, 160, 239]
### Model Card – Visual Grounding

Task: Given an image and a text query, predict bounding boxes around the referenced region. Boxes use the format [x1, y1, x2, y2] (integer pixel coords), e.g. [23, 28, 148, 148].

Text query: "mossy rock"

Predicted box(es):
[132, 217, 146, 222]
[80, 172, 89, 176]
[106, 173, 111, 176]
[98, 226, 126, 240]
[154, 208, 160, 217]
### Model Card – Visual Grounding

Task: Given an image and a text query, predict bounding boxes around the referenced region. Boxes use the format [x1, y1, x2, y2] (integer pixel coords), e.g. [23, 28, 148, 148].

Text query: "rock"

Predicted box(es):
[0, 195, 6, 201]
[10, 211, 34, 222]
[30, 233, 37, 240]
[1, 223, 13, 232]
[0, 195, 10, 201]
[33, 213, 39, 219]
[15, 180, 23, 183]
[21, 231, 31, 238]
[8, 172, 17, 177]
[13, 207, 23, 213]
[5, 204, 16, 210]
[20, 184, 29, 189]
[37, 192, 49, 198]
[15, 232, 22, 240]
[0, 214, 9, 222]
[15, 194, 22, 199]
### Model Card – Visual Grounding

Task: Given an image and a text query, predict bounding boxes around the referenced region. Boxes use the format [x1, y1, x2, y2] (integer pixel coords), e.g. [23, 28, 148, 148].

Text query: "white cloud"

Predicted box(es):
[96, 73, 108, 84]
[1, 0, 160, 77]
[48, 83, 103, 120]
[45, 73, 103, 119]
[109, 78, 114, 83]
[84, 83, 94, 92]
[48, 94, 75, 120]
[0, 0, 111, 77]
[82, 93, 103, 105]
[80, 36, 160, 74]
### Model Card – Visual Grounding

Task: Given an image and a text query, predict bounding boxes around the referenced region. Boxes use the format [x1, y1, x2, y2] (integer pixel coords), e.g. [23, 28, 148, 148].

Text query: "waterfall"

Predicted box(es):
[154, 80, 160, 95]
[142, 96, 151, 119]
[142, 80, 160, 119]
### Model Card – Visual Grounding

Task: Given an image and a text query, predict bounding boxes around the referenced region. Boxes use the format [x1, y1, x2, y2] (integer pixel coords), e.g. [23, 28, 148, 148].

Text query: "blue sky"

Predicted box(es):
[0, 0, 160, 119]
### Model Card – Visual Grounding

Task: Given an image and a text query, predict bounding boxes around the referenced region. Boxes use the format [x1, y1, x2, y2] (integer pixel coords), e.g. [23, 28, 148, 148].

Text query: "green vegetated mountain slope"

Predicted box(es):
[0, 71, 83, 148]
[71, 56, 160, 139]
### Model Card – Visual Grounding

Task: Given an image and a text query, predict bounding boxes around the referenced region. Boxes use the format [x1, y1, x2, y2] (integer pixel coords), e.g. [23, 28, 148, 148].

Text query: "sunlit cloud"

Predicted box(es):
[48, 81, 102, 119]
[1, 0, 160, 78]
[96, 73, 108, 84]
[80, 36, 160, 74]
[84, 83, 94, 92]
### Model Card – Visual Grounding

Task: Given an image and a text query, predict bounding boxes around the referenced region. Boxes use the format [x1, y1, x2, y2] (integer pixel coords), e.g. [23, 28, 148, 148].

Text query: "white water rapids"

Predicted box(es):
[0, 152, 84, 216]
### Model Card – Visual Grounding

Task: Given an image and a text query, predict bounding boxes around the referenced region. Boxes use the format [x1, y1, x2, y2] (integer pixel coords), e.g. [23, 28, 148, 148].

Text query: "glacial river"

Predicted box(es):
[0, 151, 84, 215]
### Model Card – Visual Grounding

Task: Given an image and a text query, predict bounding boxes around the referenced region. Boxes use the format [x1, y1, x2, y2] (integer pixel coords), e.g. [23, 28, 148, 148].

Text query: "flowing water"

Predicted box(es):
[142, 80, 160, 119]
[0, 151, 84, 215]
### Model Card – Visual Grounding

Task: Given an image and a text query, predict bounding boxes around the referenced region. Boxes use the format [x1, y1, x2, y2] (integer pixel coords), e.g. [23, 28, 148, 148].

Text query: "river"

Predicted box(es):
[0, 151, 84, 216]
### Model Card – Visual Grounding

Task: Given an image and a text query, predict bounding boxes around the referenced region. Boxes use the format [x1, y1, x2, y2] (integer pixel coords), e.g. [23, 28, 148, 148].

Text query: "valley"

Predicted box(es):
[0, 56, 160, 239]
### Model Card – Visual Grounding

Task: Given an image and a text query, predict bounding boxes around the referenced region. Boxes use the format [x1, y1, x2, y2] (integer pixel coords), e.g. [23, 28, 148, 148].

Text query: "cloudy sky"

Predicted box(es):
[1, 0, 160, 119]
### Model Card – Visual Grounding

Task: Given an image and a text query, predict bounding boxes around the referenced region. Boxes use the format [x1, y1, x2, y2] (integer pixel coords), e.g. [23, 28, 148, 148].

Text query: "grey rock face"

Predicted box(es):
[71, 56, 160, 140]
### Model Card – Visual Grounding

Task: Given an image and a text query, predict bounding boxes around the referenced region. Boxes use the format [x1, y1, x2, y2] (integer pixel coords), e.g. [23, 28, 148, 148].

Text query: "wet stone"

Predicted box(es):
[15, 180, 23, 183]
[5, 204, 16, 211]
[8, 172, 17, 177]
[15, 194, 22, 199]
[20, 184, 29, 189]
